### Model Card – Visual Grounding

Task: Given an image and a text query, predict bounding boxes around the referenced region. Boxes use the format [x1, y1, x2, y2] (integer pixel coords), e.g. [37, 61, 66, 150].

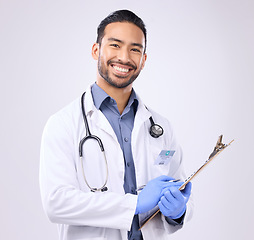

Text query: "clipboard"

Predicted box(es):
[139, 135, 234, 229]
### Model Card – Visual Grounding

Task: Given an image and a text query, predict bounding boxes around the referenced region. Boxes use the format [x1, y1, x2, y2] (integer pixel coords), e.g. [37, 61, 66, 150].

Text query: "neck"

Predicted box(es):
[96, 79, 132, 115]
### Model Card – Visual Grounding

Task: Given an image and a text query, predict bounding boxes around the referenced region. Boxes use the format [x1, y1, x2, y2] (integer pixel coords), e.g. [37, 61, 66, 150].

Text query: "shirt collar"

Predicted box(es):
[91, 83, 109, 109]
[91, 83, 139, 113]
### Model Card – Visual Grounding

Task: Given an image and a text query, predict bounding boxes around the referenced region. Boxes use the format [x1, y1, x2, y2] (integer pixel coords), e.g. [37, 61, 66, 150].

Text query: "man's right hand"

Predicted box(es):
[135, 175, 182, 215]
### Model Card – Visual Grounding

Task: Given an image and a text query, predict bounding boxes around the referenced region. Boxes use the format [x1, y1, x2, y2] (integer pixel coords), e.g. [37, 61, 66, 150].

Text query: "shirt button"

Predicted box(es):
[131, 188, 135, 194]
[127, 162, 130, 167]
[124, 137, 128, 142]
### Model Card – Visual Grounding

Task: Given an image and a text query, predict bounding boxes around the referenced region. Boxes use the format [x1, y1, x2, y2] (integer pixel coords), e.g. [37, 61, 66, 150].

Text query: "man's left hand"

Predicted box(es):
[158, 182, 192, 219]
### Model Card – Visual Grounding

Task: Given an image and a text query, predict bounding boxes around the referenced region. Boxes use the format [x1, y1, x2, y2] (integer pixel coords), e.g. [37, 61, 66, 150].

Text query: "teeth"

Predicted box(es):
[113, 65, 129, 73]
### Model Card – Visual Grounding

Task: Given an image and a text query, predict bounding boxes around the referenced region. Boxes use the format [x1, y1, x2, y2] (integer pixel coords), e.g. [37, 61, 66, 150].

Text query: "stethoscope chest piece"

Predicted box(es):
[149, 117, 164, 138]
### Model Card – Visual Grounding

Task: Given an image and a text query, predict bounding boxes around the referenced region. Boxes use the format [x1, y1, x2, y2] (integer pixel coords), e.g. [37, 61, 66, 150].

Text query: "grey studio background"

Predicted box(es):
[1, 0, 253, 239]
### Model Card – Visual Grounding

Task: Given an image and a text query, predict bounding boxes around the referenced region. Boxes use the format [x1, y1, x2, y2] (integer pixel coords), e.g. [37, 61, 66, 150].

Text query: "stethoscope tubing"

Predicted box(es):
[79, 91, 164, 192]
[79, 135, 104, 157]
[79, 92, 108, 192]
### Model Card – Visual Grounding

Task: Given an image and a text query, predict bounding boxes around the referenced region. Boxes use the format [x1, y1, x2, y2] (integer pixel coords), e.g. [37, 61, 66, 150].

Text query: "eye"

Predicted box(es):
[110, 43, 120, 48]
[131, 48, 141, 53]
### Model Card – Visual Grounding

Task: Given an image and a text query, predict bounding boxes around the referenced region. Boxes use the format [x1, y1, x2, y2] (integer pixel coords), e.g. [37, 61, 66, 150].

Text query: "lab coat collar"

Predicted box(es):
[84, 85, 99, 115]
[84, 85, 117, 140]
[133, 93, 152, 132]
[83, 85, 152, 134]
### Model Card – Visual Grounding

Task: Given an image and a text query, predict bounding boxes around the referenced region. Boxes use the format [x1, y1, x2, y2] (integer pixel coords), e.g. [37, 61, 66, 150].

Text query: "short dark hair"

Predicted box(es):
[96, 10, 147, 52]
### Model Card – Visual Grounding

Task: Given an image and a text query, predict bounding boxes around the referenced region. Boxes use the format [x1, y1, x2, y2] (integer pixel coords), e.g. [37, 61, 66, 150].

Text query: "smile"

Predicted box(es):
[112, 65, 130, 73]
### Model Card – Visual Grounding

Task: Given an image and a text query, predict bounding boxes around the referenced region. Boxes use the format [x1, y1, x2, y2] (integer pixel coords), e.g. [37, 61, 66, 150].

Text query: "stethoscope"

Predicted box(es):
[79, 92, 164, 192]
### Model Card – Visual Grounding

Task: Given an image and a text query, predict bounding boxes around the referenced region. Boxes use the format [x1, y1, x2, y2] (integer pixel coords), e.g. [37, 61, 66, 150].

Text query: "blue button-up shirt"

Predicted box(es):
[91, 83, 143, 240]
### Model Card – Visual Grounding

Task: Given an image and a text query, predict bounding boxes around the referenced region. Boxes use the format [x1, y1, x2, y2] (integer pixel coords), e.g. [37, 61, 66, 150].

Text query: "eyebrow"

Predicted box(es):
[108, 37, 144, 49]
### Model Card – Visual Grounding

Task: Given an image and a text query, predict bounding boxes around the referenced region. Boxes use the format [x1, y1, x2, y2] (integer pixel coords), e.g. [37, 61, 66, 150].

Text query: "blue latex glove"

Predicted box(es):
[135, 175, 181, 215]
[158, 182, 192, 219]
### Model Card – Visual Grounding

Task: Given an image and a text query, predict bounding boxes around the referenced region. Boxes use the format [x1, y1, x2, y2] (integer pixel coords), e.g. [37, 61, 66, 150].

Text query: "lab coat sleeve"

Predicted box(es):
[39, 113, 137, 230]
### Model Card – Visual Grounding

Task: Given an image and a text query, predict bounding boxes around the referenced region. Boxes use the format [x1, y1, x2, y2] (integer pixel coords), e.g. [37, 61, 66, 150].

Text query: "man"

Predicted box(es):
[40, 10, 193, 240]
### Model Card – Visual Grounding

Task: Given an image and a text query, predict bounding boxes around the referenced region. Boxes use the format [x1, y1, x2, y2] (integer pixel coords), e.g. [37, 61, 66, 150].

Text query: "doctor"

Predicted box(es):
[40, 10, 193, 240]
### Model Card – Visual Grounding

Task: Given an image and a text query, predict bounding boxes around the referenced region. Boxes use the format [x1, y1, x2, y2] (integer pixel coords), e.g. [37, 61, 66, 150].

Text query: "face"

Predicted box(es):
[92, 22, 147, 89]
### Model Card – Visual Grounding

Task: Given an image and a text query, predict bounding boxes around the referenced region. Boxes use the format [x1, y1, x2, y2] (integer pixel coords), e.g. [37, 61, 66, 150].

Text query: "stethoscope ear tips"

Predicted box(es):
[101, 187, 108, 192]
[90, 186, 108, 192]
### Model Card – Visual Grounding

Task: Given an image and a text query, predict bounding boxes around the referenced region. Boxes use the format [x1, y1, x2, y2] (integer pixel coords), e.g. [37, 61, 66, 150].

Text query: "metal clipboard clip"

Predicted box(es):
[178, 135, 234, 191]
[139, 135, 234, 230]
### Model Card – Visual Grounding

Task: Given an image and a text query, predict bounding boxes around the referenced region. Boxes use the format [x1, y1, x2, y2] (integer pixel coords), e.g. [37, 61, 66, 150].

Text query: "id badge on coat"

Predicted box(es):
[154, 150, 175, 166]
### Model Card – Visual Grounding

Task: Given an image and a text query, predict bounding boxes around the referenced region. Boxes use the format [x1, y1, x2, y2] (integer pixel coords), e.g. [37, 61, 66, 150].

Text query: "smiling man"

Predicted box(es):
[92, 20, 147, 114]
[40, 10, 193, 240]
[95, 23, 146, 85]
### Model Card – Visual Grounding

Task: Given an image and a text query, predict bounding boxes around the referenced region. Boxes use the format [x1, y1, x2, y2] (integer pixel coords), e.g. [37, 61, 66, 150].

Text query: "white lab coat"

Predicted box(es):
[40, 85, 193, 240]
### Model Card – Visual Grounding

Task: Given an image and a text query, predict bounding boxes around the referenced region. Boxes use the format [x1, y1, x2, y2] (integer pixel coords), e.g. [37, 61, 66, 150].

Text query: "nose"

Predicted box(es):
[117, 48, 130, 63]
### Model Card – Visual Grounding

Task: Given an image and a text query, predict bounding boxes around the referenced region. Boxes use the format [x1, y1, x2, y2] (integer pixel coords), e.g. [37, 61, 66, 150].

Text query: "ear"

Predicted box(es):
[92, 43, 100, 60]
[141, 53, 147, 70]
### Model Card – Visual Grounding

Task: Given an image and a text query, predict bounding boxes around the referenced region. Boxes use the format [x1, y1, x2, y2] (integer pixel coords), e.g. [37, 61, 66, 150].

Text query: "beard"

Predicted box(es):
[98, 57, 141, 89]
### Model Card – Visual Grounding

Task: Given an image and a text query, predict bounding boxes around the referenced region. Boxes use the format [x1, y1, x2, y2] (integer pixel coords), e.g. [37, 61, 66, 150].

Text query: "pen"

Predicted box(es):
[136, 179, 180, 191]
